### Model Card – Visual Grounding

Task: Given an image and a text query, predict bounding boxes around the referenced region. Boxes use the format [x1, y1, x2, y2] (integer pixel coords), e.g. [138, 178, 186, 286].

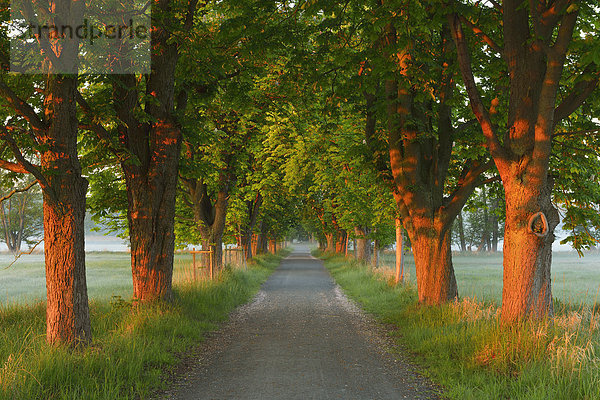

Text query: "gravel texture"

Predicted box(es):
[160, 245, 443, 400]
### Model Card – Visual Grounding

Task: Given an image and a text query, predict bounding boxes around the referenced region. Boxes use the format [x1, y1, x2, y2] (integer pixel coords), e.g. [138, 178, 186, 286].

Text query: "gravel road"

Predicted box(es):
[161, 245, 442, 400]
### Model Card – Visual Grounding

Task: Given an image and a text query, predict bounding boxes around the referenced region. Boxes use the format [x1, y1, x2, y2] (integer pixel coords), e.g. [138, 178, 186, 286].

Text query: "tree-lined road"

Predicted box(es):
[164, 245, 440, 400]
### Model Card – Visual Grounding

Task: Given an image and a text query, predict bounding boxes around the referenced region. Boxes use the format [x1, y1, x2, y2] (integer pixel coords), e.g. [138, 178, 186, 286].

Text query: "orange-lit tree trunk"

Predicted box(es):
[0, 76, 92, 345]
[0, 0, 92, 343]
[450, 2, 592, 322]
[324, 233, 335, 252]
[107, 0, 198, 302]
[117, 79, 180, 301]
[383, 21, 489, 304]
[268, 238, 277, 253]
[501, 176, 559, 318]
[43, 75, 91, 345]
[335, 229, 347, 254]
[408, 217, 457, 303]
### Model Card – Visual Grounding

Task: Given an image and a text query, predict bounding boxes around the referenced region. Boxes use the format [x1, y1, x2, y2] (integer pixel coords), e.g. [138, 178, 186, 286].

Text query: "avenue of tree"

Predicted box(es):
[0, 0, 598, 345]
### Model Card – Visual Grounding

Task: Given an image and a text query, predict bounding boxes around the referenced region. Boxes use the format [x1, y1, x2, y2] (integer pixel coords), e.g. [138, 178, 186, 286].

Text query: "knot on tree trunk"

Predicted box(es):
[528, 211, 549, 237]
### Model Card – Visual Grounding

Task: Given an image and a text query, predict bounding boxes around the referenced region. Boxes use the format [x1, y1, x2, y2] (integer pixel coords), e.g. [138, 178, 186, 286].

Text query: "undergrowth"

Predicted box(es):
[319, 251, 600, 400]
[0, 250, 289, 400]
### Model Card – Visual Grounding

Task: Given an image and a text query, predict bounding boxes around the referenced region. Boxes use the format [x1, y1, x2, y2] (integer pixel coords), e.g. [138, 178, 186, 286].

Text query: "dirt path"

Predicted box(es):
[162, 245, 442, 400]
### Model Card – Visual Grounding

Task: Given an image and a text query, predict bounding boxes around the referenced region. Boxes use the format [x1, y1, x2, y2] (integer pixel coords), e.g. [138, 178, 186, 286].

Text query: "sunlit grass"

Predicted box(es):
[0, 250, 289, 400]
[322, 252, 600, 399]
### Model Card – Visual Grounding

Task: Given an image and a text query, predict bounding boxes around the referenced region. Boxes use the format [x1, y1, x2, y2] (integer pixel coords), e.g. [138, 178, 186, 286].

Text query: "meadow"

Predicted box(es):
[376, 251, 600, 306]
[2, 250, 599, 307]
[0, 252, 199, 306]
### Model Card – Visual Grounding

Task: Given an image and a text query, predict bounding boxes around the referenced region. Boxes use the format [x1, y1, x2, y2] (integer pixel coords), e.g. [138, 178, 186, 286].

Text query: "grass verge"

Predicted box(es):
[319, 251, 600, 400]
[0, 249, 289, 400]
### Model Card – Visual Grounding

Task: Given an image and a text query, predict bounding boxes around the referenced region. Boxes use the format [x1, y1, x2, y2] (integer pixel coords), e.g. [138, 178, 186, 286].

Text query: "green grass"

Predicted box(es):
[321, 251, 600, 400]
[0, 249, 289, 400]
[377, 251, 600, 305]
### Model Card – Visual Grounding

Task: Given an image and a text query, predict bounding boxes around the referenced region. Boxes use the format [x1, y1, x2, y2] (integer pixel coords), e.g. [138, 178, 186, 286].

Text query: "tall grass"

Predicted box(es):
[0, 250, 289, 400]
[321, 251, 600, 400]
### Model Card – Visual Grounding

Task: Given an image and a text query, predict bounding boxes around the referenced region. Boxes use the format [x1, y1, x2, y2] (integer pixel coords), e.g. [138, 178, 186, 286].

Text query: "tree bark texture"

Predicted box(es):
[501, 176, 559, 321]
[113, 1, 181, 302]
[0, 3, 91, 343]
[325, 233, 335, 253]
[384, 21, 487, 305]
[123, 117, 179, 302]
[450, 3, 583, 321]
[407, 217, 457, 303]
[110, 0, 198, 302]
[268, 238, 277, 253]
[43, 75, 91, 345]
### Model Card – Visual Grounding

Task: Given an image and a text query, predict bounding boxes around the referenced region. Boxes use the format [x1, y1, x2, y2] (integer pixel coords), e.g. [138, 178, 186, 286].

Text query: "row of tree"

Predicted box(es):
[286, 0, 600, 325]
[0, 0, 599, 347]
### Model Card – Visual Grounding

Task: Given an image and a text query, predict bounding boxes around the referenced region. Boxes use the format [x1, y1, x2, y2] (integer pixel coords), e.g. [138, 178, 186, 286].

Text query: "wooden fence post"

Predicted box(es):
[192, 251, 197, 282]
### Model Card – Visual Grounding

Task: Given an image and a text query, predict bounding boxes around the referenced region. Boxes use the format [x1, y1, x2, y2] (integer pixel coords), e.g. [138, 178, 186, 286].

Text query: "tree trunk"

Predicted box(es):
[251, 233, 259, 256]
[0, 200, 13, 254]
[450, 2, 583, 321]
[372, 239, 379, 268]
[126, 169, 177, 301]
[395, 217, 404, 283]
[257, 222, 269, 254]
[407, 219, 457, 304]
[42, 75, 91, 345]
[184, 179, 229, 272]
[112, 0, 185, 303]
[243, 193, 262, 260]
[457, 211, 466, 252]
[490, 198, 499, 252]
[15, 193, 28, 254]
[501, 176, 559, 322]
[269, 238, 277, 253]
[335, 229, 347, 254]
[354, 226, 371, 264]
[199, 227, 224, 273]
[325, 233, 335, 253]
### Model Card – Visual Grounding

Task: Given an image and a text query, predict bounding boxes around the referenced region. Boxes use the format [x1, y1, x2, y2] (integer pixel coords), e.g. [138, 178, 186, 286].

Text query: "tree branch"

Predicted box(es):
[448, 13, 507, 163]
[76, 91, 113, 143]
[0, 180, 38, 204]
[549, 4, 578, 57]
[0, 158, 29, 174]
[0, 78, 46, 133]
[444, 159, 493, 223]
[459, 15, 503, 56]
[0, 127, 50, 193]
[554, 71, 599, 125]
